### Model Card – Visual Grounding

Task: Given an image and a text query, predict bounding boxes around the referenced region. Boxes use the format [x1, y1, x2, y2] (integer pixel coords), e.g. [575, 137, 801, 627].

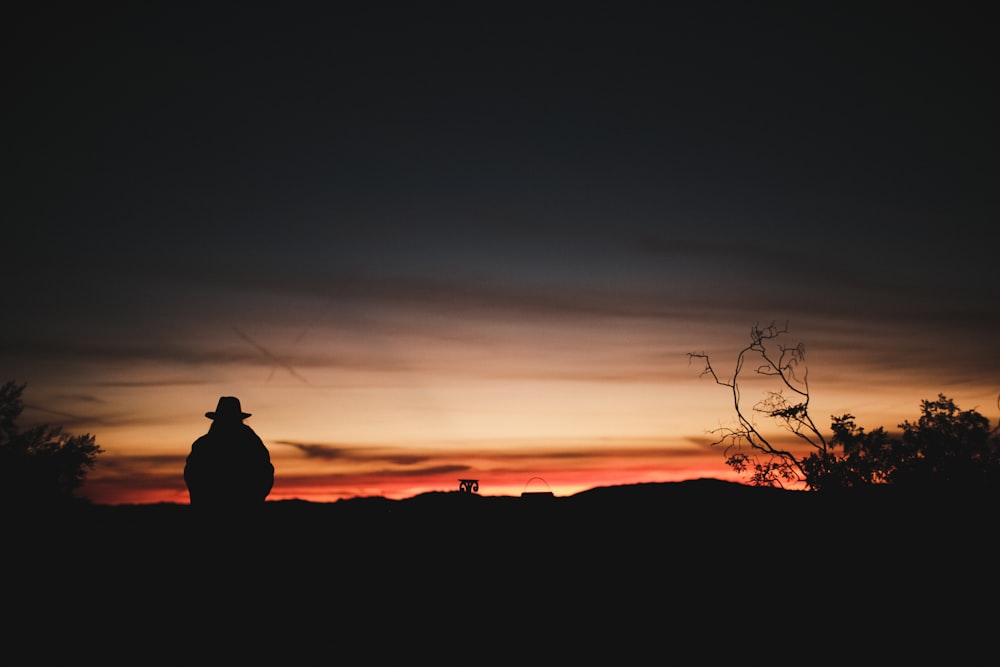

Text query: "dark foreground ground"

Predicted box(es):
[6, 478, 997, 661]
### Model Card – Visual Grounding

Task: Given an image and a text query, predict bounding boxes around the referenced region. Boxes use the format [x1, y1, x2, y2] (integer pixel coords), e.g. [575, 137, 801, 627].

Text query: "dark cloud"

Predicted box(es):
[7, 3, 999, 504]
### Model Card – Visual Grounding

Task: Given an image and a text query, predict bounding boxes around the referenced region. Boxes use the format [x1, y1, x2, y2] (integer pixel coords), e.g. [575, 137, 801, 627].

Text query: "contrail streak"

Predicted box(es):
[233, 326, 311, 385]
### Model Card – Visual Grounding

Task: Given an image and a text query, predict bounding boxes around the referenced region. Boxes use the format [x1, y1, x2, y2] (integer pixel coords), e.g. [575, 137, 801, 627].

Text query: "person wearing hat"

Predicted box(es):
[184, 396, 274, 510]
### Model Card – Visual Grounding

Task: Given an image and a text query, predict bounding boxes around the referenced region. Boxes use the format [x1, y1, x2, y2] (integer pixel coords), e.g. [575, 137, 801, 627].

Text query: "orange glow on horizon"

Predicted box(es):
[19, 317, 999, 507]
[80, 439, 753, 505]
[84, 466, 749, 505]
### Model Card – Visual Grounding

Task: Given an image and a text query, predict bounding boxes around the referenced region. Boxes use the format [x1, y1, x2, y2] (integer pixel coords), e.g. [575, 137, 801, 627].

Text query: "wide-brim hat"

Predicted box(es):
[205, 396, 251, 420]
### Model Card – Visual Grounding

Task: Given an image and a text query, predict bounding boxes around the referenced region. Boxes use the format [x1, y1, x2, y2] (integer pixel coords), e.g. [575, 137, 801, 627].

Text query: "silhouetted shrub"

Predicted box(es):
[693, 323, 1000, 491]
[0, 380, 103, 507]
[803, 395, 1000, 491]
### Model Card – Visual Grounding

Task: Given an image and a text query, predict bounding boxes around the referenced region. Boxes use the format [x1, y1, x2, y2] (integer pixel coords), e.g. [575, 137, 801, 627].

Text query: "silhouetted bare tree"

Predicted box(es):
[690, 323, 1000, 492]
[0, 380, 103, 506]
[688, 321, 826, 488]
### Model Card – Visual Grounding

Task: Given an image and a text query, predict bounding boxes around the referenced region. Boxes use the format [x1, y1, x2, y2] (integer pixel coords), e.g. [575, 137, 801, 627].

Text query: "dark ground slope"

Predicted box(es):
[5, 479, 997, 661]
[9, 477, 996, 575]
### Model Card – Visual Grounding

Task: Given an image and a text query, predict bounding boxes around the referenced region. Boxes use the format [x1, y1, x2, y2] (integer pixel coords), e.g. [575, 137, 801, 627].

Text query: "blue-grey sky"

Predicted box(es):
[5, 3, 998, 503]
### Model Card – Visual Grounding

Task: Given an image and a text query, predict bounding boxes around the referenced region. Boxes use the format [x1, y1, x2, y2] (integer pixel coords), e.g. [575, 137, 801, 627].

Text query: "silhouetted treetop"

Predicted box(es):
[0, 380, 103, 507]
[691, 323, 1000, 492]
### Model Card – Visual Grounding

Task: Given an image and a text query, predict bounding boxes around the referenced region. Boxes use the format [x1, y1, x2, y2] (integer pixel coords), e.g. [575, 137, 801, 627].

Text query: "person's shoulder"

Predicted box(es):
[241, 424, 265, 439]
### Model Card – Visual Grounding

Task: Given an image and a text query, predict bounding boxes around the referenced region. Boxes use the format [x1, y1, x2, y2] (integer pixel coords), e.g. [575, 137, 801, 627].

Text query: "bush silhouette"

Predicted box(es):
[0, 380, 103, 507]
[692, 322, 1000, 491]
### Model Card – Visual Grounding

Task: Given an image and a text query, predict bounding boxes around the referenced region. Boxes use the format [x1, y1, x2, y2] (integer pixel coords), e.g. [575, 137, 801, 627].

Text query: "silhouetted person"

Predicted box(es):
[184, 396, 274, 511]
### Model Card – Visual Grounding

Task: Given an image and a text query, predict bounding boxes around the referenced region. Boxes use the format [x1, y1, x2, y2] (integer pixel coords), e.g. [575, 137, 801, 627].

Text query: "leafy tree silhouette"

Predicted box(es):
[0, 380, 103, 507]
[892, 394, 1000, 489]
[690, 323, 1000, 491]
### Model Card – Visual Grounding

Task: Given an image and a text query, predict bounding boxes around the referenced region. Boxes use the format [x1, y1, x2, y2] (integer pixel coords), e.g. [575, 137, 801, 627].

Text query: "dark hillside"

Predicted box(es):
[9, 477, 995, 555]
[5, 479, 996, 661]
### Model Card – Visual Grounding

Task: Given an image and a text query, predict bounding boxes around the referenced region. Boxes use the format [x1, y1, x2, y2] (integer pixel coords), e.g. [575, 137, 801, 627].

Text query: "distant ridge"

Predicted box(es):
[252, 477, 771, 510]
[569, 477, 776, 501]
[79, 477, 786, 510]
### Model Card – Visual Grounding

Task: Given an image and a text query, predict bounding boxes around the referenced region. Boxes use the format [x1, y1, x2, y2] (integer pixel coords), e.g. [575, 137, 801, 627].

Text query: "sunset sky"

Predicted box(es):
[5, 3, 998, 504]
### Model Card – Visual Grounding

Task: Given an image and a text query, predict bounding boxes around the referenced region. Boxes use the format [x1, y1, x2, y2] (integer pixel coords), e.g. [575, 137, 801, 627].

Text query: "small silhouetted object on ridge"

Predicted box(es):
[184, 396, 274, 511]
